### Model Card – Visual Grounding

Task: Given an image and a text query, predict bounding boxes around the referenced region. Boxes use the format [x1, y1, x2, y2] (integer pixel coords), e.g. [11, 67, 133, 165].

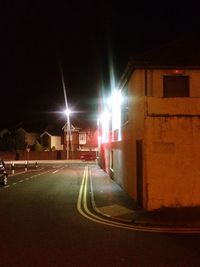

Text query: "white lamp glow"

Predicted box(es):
[64, 109, 71, 117]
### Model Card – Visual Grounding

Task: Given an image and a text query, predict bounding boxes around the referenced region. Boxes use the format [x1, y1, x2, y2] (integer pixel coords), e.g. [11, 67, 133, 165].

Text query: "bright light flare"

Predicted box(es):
[64, 109, 71, 117]
[111, 90, 122, 131]
[100, 109, 110, 143]
[98, 89, 123, 144]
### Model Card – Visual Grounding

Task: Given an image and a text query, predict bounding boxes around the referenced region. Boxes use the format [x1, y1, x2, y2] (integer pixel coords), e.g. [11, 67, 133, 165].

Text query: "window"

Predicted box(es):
[163, 75, 189, 97]
[79, 133, 87, 144]
[121, 87, 129, 124]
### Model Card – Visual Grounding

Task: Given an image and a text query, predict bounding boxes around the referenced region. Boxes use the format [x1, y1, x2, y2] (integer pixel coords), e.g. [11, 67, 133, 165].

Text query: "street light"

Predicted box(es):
[65, 108, 71, 117]
[58, 59, 71, 160]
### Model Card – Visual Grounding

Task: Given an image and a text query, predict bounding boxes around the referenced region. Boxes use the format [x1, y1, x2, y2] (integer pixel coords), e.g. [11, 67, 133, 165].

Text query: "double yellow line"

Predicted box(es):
[77, 165, 119, 227]
[77, 166, 200, 234]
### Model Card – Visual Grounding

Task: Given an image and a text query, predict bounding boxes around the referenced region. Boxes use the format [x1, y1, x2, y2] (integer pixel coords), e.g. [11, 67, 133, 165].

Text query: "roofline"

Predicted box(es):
[118, 60, 200, 89]
[131, 64, 200, 69]
[40, 131, 61, 137]
[62, 123, 82, 131]
[17, 127, 27, 133]
[40, 131, 52, 137]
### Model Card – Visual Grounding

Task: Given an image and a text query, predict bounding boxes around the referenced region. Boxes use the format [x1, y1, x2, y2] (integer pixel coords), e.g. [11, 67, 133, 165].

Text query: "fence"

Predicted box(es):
[0, 150, 97, 161]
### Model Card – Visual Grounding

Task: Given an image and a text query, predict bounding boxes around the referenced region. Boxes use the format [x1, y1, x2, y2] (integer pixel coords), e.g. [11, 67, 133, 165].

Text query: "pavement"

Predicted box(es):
[90, 165, 200, 230]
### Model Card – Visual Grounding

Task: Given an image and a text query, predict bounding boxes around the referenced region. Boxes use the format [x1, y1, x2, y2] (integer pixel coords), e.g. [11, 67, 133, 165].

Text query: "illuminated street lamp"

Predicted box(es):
[65, 108, 71, 118]
[58, 59, 71, 160]
[98, 89, 123, 144]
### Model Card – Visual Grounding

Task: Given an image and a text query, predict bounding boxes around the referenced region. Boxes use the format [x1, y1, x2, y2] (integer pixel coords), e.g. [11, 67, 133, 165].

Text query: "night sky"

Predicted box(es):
[0, 1, 200, 130]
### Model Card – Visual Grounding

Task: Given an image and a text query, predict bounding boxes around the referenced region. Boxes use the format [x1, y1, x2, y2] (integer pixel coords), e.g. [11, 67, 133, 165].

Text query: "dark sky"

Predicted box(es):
[1, 0, 200, 130]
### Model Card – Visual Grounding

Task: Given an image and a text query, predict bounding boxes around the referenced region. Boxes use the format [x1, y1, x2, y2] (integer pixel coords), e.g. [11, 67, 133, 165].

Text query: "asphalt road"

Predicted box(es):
[0, 163, 200, 267]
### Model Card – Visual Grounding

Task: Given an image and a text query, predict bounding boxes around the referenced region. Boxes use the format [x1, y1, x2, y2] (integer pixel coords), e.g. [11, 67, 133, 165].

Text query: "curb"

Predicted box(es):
[88, 166, 200, 233]
[89, 168, 137, 224]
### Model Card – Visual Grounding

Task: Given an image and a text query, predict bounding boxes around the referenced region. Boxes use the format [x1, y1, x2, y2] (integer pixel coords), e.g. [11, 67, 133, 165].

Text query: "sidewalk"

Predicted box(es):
[90, 165, 200, 229]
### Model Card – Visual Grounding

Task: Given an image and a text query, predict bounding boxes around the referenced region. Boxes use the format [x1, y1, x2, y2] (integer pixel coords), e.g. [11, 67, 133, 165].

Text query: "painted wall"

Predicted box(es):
[145, 116, 200, 210]
[51, 136, 63, 150]
[109, 70, 146, 202]
[100, 68, 200, 210]
[143, 69, 200, 209]
[147, 97, 200, 115]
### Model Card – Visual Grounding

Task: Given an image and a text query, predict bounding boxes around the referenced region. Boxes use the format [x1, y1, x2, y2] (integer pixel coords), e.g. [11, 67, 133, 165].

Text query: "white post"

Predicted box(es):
[25, 161, 27, 172]
[12, 162, 15, 174]
[67, 122, 70, 160]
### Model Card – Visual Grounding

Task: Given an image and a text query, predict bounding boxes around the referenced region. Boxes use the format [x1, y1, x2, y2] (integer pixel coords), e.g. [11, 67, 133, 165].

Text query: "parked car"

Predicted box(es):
[0, 160, 8, 186]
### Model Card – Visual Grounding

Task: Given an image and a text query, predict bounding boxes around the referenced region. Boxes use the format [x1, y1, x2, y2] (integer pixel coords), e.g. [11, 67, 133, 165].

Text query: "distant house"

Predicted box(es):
[17, 127, 40, 147]
[0, 129, 12, 151]
[78, 129, 98, 151]
[0, 119, 98, 160]
[62, 123, 98, 153]
[98, 34, 200, 210]
[0, 129, 11, 138]
[40, 130, 63, 151]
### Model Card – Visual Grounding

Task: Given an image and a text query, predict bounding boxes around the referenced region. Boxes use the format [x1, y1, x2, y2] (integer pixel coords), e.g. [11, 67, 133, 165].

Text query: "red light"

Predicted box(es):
[172, 69, 183, 75]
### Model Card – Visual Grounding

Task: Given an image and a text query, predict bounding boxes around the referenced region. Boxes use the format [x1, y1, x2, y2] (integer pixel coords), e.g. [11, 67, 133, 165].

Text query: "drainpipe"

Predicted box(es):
[144, 63, 148, 117]
[144, 65, 148, 96]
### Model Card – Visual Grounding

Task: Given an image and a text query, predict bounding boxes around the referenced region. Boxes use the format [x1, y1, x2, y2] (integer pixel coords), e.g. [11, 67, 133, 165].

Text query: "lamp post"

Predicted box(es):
[65, 109, 71, 160]
[26, 147, 30, 171]
[58, 59, 71, 160]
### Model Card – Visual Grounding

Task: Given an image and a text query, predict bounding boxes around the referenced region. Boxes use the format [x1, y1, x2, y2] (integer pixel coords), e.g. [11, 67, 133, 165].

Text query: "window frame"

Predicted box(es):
[163, 75, 189, 97]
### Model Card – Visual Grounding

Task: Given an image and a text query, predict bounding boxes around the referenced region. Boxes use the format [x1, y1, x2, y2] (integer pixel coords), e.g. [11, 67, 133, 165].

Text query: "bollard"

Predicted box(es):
[11, 162, 15, 175]
[35, 161, 38, 169]
[25, 161, 28, 172]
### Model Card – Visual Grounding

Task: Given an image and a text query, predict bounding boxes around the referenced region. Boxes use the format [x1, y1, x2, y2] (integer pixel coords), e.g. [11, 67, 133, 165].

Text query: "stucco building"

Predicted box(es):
[98, 34, 200, 210]
[40, 130, 63, 151]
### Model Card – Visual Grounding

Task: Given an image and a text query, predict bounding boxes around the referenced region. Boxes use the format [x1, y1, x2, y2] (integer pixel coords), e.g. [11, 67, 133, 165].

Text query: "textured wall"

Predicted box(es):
[110, 70, 146, 202]
[145, 116, 200, 210]
[99, 68, 200, 211]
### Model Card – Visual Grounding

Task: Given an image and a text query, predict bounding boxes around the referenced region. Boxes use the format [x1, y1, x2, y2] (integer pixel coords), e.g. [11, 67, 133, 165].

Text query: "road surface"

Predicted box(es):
[0, 163, 200, 266]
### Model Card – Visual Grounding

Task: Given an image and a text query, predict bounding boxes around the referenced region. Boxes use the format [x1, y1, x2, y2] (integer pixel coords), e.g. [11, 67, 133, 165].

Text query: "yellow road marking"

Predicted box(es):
[77, 166, 200, 234]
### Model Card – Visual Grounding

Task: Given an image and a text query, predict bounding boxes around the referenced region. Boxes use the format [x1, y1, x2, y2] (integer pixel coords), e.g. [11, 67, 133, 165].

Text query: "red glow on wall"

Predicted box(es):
[172, 69, 184, 75]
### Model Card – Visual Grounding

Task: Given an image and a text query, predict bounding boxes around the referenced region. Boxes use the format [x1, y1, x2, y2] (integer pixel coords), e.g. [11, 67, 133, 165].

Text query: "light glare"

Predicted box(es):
[101, 110, 110, 143]
[111, 90, 122, 132]
[64, 109, 71, 117]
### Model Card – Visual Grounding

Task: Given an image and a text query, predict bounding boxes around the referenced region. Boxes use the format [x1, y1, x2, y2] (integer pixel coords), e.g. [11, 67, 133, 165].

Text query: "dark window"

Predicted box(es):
[163, 75, 189, 97]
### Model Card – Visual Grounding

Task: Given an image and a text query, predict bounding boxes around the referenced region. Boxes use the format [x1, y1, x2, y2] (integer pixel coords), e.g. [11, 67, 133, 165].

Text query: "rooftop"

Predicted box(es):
[131, 33, 200, 68]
